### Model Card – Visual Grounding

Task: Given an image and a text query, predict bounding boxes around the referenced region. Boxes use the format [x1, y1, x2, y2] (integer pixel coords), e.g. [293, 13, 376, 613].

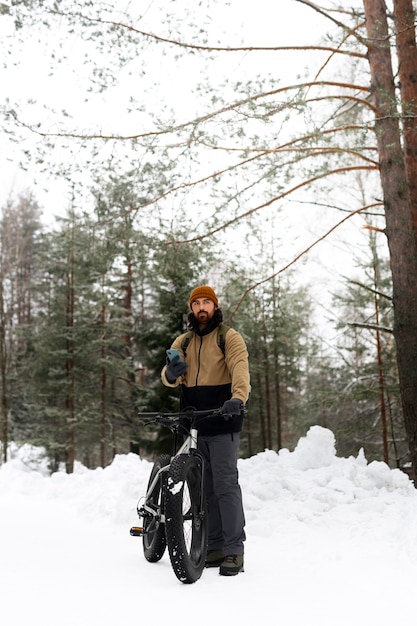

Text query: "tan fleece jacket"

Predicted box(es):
[161, 326, 250, 405]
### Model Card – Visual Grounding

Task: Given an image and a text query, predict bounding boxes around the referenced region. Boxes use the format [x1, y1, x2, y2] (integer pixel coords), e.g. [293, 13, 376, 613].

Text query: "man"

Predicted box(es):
[161, 285, 250, 576]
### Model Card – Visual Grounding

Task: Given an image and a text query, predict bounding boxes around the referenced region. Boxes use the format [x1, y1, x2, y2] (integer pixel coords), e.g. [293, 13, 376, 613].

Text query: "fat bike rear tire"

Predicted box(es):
[142, 454, 171, 562]
[165, 453, 207, 584]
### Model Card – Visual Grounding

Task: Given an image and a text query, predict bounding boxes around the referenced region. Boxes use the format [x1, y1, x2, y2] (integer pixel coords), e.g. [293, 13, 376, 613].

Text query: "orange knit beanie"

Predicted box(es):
[189, 285, 219, 308]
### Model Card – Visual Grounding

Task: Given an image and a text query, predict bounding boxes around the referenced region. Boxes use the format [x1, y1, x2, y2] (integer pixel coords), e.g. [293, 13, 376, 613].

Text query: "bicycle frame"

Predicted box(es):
[133, 412, 213, 534]
[139, 425, 202, 521]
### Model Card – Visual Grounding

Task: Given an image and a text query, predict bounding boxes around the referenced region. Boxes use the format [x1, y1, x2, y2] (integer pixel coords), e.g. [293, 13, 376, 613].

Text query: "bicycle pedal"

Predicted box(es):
[130, 526, 144, 537]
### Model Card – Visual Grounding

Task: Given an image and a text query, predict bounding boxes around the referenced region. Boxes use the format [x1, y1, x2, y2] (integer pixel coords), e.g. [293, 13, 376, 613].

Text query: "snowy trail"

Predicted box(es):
[2, 428, 417, 626]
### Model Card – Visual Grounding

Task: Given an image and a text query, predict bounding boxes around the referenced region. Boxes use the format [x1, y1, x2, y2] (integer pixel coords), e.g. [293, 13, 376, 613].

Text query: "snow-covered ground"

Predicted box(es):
[1, 425, 416, 626]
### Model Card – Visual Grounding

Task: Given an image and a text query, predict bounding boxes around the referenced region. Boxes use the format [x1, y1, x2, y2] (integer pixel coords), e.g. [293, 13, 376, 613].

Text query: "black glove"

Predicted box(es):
[222, 398, 243, 417]
[166, 354, 188, 383]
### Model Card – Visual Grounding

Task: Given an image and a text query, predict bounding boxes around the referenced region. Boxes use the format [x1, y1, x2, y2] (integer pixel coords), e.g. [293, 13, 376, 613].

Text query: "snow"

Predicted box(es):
[1, 426, 417, 625]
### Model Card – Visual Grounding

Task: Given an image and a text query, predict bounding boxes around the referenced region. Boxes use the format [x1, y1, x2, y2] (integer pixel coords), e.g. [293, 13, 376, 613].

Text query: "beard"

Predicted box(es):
[188, 307, 222, 333]
[197, 310, 213, 325]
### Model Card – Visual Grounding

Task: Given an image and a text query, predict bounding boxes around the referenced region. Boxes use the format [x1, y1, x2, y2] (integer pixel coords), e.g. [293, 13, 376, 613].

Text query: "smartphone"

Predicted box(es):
[166, 348, 181, 362]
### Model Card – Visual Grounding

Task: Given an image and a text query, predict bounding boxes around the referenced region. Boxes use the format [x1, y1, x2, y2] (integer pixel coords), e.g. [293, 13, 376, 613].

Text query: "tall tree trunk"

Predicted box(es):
[372, 259, 389, 464]
[65, 223, 76, 474]
[393, 0, 417, 242]
[124, 260, 135, 391]
[271, 278, 282, 450]
[0, 266, 8, 464]
[100, 285, 107, 468]
[274, 352, 282, 451]
[363, 0, 417, 481]
[123, 256, 140, 454]
[255, 368, 266, 451]
[262, 324, 272, 449]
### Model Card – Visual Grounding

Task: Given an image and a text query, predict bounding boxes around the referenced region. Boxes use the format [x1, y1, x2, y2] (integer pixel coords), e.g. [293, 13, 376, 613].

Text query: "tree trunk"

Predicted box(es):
[262, 326, 272, 449]
[0, 266, 8, 464]
[372, 260, 389, 464]
[363, 0, 417, 481]
[393, 0, 417, 243]
[100, 287, 107, 468]
[271, 278, 282, 450]
[274, 353, 282, 451]
[255, 368, 266, 451]
[65, 223, 76, 474]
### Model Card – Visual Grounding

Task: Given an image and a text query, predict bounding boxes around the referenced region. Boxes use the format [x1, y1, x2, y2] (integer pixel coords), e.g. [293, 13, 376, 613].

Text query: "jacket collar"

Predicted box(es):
[190, 315, 220, 337]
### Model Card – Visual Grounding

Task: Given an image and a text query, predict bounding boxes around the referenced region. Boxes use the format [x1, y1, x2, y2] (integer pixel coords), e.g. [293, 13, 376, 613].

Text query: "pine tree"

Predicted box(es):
[0, 193, 42, 463]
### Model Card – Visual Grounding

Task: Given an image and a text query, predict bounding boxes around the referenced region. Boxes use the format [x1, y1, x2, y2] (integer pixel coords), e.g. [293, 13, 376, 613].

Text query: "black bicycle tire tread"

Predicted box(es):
[142, 454, 171, 562]
[165, 454, 207, 584]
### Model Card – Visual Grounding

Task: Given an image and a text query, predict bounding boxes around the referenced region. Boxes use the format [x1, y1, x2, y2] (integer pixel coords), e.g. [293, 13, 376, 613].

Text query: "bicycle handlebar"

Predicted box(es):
[137, 405, 247, 426]
[136, 407, 224, 425]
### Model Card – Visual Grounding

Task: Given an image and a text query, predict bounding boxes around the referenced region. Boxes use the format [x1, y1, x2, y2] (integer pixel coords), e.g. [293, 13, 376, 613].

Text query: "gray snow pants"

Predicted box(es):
[198, 432, 246, 556]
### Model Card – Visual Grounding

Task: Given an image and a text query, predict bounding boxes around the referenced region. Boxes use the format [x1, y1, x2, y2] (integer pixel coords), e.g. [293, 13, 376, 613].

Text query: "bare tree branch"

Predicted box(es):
[295, 0, 366, 44]
[10, 80, 371, 140]
[349, 322, 393, 333]
[311, 21, 366, 83]
[197, 123, 377, 156]
[227, 202, 382, 320]
[348, 279, 393, 301]
[172, 166, 377, 245]
[49, 9, 366, 58]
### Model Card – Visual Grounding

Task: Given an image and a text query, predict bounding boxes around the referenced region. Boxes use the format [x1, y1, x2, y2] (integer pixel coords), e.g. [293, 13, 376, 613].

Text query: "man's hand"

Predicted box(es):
[222, 398, 243, 417]
[166, 354, 188, 383]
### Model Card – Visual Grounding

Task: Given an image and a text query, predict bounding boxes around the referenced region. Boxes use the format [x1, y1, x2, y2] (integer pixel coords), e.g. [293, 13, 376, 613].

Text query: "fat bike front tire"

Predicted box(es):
[165, 453, 207, 584]
[142, 454, 171, 563]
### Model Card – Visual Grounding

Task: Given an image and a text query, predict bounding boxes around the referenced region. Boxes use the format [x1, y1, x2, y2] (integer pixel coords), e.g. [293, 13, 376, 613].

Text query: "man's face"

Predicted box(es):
[191, 298, 216, 326]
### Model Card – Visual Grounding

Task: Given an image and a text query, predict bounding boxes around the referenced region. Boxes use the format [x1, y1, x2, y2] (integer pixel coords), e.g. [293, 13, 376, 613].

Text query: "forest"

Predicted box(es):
[0, 0, 416, 478]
